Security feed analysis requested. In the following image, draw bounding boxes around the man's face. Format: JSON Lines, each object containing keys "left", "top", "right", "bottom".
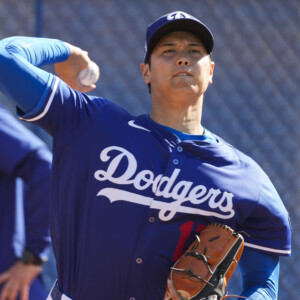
{"left": 141, "top": 31, "right": 214, "bottom": 99}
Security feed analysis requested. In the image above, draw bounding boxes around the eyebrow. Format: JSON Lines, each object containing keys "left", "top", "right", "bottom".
{"left": 189, "top": 42, "right": 202, "bottom": 46}
{"left": 160, "top": 42, "right": 176, "bottom": 47}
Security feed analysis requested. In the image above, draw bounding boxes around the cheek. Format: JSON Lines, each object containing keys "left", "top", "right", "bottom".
{"left": 197, "top": 62, "right": 211, "bottom": 81}
{"left": 150, "top": 65, "right": 167, "bottom": 84}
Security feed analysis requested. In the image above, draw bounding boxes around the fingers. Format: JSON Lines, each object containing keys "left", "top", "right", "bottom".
{"left": 0, "top": 263, "right": 36, "bottom": 300}
{"left": 78, "top": 84, "right": 97, "bottom": 93}
{"left": 54, "top": 66, "right": 98, "bottom": 93}
{"left": 71, "top": 83, "right": 97, "bottom": 93}
{"left": 167, "top": 279, "right": 178, "bottom": 298}
{"left": 0, "top": 281, "right": 18, "bottom": 300}
{"left": 0, "top": 271, "right": 9, "bottom": 285}
{"left": 20, "top": 285, "right": 29, "bottom": 300}
{"left": 0, "top": 280, "right": 30, "bottom": 300}
{"left": 167, "top": 280, "right": 189, "bottom": 300}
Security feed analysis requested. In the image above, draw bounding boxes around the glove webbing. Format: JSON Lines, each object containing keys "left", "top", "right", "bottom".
{"left": 171, "top": 234, "right": 214, "bottom": 286}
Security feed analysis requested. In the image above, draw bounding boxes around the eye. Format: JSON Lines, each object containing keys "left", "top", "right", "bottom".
{"left": 163, "top": 49, "right": 175, "bottom": 54}
{"left": 189, "top": 49, "right": 201, "bottom": 54}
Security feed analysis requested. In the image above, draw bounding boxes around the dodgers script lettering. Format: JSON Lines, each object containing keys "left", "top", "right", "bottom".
{"left": 94, "top": 146, "right": 235, "bottom": 221}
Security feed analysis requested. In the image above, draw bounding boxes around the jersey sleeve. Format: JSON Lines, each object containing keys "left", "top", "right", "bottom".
{"left": 17, "top": 77, "right": 110, "bottom": 150}
{"left": 241, "top": 177, "right": 291, "bottom": 256}
{"left": 0, "top": 36, "right": 110, "bottom": 147}
{"left": 0, "top": 36, "right": 70, "bottom": 113}
{"left": 239, "top": 248, "right": 279, "bottom": 299}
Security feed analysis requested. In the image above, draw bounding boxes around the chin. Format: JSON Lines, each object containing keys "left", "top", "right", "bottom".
{"left": 172, "top": 85, "right": 198, "bottom": 94}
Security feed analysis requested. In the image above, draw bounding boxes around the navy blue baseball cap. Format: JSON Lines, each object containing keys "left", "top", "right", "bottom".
{"left": 144, "top": 11, "right": 214, "bottom": 63}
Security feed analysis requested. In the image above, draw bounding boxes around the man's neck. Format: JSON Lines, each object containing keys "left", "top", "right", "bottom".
{"left": 150, "top": 96, "right": 204, "bottom": 135}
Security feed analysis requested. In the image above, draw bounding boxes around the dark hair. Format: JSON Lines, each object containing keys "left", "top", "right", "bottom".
{"left": 147, "top": 58, "right": 151, "bottom": 94}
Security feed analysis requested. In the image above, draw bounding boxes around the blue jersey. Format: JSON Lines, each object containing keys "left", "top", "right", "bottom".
{"left": 18, "top": 77, "right": 290, "bottom": 299}
{"left": 0, "top": 105, "right": 52, "bottom": 299}
{"left": 0, "top": 37, "right": 291, "bottom": 300}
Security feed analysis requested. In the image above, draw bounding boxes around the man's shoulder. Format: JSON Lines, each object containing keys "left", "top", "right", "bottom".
{"left": 212, "top": 132, "right": 267, "bottom": 176}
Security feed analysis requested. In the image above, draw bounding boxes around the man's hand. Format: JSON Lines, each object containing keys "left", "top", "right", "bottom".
{"left": 166, "top": 279, "right": 186, "bottom": 300}
{"left": 54, "top": 42, "right": 97, "bottom": 93}
{"left": 0, "top": 261, "right": 42, "bottom": 300}
{"left": 166, "top": 281, "right": 220, "bottom": 300}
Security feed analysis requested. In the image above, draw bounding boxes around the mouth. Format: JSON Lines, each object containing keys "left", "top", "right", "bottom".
{"left": 174, "top": 70, "right": 192, "bottom": 77}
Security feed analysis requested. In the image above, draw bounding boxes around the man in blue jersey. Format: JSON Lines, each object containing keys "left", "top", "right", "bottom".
{"left": 0, "top": 104, "right": 52, "bottom": 300}
{"left": 0, "top": 11, "right": 291, "bottom": 300}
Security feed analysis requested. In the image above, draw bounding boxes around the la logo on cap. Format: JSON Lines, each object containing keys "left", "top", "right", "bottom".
{"left": 167, "top": 12, "right": 191, "bottom": 21}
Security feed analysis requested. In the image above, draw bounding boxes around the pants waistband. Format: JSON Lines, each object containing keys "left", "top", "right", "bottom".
{"left": 46, "top": 280, "right": 72, "bottom": 300}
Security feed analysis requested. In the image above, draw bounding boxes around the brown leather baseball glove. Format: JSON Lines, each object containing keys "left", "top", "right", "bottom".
{"left": 164, "top": 223, "right": 246, "bottom": 300}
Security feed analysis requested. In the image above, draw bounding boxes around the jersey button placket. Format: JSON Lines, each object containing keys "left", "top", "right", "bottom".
{"left": 172, "top": 158, "right": 179, "bottom": 165}
{"left": 177, "top": 146, "right": 183, "bottom": 153}
{"left": 136, "top": 257, "right": 143, "bottom": 264}
{"left": 172, "top": 145, "right": 183, "bottom": 165}
{"left": 128, "top": 146, "right": 182, "bottom": 299}
{"left": 149, "top": 216, "right": 155, "bottom": 223}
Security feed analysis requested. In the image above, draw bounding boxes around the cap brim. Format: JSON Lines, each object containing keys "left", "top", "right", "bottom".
{"left": 145, "top": 19, "right": 214, "bottom": 62}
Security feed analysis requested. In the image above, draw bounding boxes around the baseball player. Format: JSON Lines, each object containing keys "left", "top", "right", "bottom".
{"left": 0, "top": 104, "right": 52, "bottom": 300}
{"left": 0, "top": 11, "right": 291, "bottom": 300}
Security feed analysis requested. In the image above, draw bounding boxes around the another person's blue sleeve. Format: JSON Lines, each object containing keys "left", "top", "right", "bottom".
{"left": 0, "top": 105, "right": 52, "bottom": 259}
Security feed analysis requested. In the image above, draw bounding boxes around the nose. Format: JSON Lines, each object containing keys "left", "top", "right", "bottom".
{"left": 176, "top": 56, "right": 190, "bottom": 66}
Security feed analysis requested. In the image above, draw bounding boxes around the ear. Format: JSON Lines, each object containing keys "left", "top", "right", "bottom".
{"left": 140, "top": 63, "right": 150, "bottom": 84}
{"left": 209, "top": 61, "right": 215, "bottom": 84}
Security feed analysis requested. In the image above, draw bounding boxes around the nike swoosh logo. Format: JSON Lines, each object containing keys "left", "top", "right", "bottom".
{"left": 128, "top": 120, "right": 150, "bottom": 132}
